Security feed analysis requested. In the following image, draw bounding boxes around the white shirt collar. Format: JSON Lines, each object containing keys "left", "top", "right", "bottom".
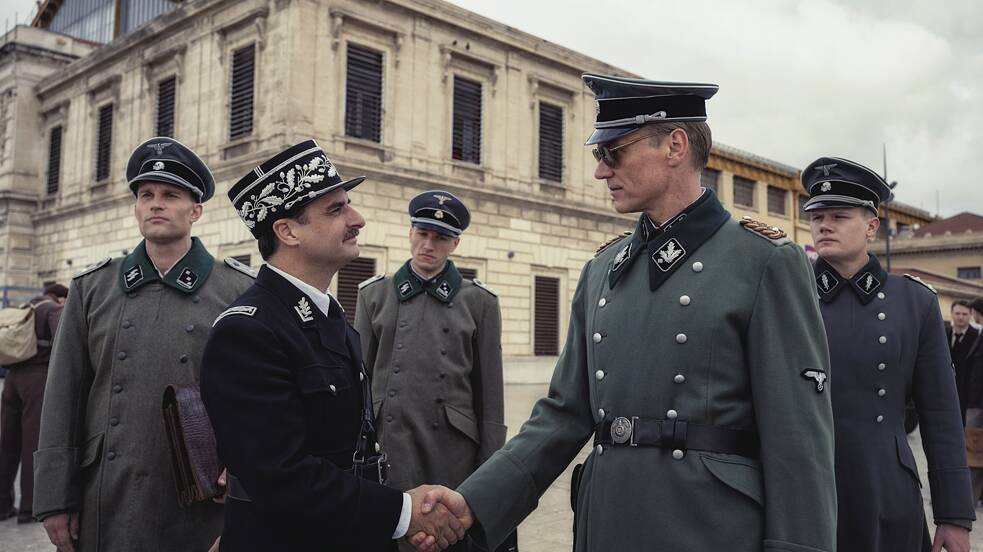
{"left": 265, "top": 263, "right": 340, "bottom": 317}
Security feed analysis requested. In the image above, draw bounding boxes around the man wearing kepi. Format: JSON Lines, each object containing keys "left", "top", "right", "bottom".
{"left": 413, "top": 74, "right": 836, "bottom": 552}
{"left": 803, "top": 157, "right": 975, "bottom": 552}
{"left": 33, "top": 138, "right": 255, "bottom": 552}
{"left": 356, "top": 191, "right": 515, "bottom": 552}
{"left": 200, "top": 140, "right": 466, "bottom": 551}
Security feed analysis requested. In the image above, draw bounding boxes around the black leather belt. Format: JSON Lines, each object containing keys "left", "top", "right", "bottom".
{"left": 594, "top": 417, "right": 759, "bottom": 459}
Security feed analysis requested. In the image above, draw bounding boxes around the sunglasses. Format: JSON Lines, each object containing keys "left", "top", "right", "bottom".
{"left": 591, "top": 132, "right": 664, "bottom": 169}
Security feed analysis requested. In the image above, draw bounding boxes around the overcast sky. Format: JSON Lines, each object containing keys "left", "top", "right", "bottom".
{"left": 3, "top": 0, "right": 979, "bottom": 216}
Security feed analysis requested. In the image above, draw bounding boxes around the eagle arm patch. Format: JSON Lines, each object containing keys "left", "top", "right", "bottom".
{"left": 73, "top": 257, "right": 112, "bottom": 279}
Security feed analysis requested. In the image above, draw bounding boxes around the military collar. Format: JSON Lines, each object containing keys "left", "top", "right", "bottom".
{"left": 393, "top": 260, "right": 462, "bottom": 303}
{"left": 609, "top": 190, "right": 730, "bottom": 291}
{"left": 813, "top": 255, "right": 886, "bottom": 305}
{"left": 254, "top": 265, "right": 350, "bottom": 358}
{"left": 119, "top": 237, "right": 214, "bottom": 293}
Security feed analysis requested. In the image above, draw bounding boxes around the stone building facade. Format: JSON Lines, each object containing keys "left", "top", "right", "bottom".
{"left": 0, "top": 0, "right": 934, "bottom": 357}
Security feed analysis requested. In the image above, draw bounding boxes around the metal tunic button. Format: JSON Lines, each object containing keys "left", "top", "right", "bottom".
{"left": 192, "top": 296, "right": 200, "bottom": 304}
{"left": 692, "top": 262, "right": 704, "bottom": 272}
{"left": 185, "top": 324, "right": 195, "bottom": 333}
{"left": 674, "top": 374, "right": 686, "bottom": 384}
{"left": 359, "top": 372, "right": 365, "bottom": 381}
{"left": 878, "top": 313, "right": 886, "bottom": 320}
{"left": 878, "top": 363, "right": 886, "bottom": 371}
{"left": 666, "top": 409, "right": 678, "bottom": 419}
{"left": 389, "top": 390, "right": 397, "bottom": 397}
{"left": 113, "top": 385, "right": 123, "bottom": 393}
{"left": 596, "top": 445, "right": 604, "bottom": 456}
{"left": 592, "top": 333, "right": 603, "bottom": 343}
{"left": 679, "top": 295, "right": 691, "bottom": 306}
{"left": 432, "top": 422, "right": 439, "bottom": 429}
{"left": 878, "top": 389, "right": 886, "bottom": 397}
{"left": 672, "top": 449, "right": 685, "bottom": 460}
{"left": 393, "top": 367, "right": 401, "bottom": 374}
{"left": 329, "top": 385, "right": 337, "bottom": 394}
{"left": 375, "top": 443, "right": 381, "bottom": 453}
{"left": 595, "top": 370, "right": 605, "bottom": 381}
{"left": 878, "top": 336, "right": 887, "bottom": 344}
{"left": 876, "top": 415, "right": 884, "bottom": 423}
{"left": 598, "top": 408, "right": 606, "bottom": 418}
{"left": 121, "top": 320, "right": 131, "bottom": 329}
{"left": 179, "top": 354, "right": 188, "bottom": 363}
{"left": 117, "top": 351, "right": 127, "bottom": 360}
{"left": 598, "top": 298, "right": 607, "bottom": 308}
{"left": 110, "top": 417, "right": 119, "bottom": 426}
{"left": 107, "top": 451, "right": 117, "bottom": 460}
{"left": 675, "top": 333, "right": 687, "bottom": 344}
{"left": 877, "top": 292, "right": 885, "bottom": 300}
{"left": 397, "top": 344, "right": 404, "bottom": 350}
{"left": 385, "top": 415, "right": 393, "bottom": 422}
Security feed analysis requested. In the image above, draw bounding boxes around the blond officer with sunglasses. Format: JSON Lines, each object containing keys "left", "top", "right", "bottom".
{"left": 413, "top": 74, "right": 836, "bottom": 552}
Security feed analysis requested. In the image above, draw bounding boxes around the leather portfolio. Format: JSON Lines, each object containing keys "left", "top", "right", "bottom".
{"left": 162, "top": 384, "right": 224, "bottom": 507}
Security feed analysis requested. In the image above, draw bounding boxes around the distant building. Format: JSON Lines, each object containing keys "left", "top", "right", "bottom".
{"left": 0, "top": 0, "right": 937, "bottom": 351}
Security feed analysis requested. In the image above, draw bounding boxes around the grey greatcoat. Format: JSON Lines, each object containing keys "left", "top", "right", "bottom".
{"left": 33, "top": 239, "right": 254, "bottom": 551}
{"left": 458, "top": 192, "right": 837, "bottom": 552}
{"left": 814, "top": 255, "right": 975, "bottom": 551}
{"left": 355, "top": 260, "right": 507, "bottom": 493}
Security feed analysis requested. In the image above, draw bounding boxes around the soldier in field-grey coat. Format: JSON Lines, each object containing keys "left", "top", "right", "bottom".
{"left": 33, "top": 138, "right": 254, "bottom": 552}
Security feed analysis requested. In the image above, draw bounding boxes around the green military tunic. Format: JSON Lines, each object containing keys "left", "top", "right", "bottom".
{"left": 34, "top": 238, "right": 254, "bottom": 551}
{"left": 458, "top": 191, "right": 837, "bottom": 552}
{"left": 355, "top": 260, "right": 506, "bottom": 494}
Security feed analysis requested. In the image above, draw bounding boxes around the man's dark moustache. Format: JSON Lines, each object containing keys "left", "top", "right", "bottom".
{"left": 344, "top": 229, "right": 360, "bottom": 240}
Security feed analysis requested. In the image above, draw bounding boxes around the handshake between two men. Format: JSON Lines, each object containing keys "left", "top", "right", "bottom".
{"left": 407, "top": 486, "right": 474, "bottom": 552}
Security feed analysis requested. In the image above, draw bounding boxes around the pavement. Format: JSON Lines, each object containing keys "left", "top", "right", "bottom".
{"left": 2, "top": 382, "right": 983, "bottom": 551}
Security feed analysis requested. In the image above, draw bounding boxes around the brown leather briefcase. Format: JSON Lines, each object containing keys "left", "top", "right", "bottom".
{"left": 162, "top": 384, "right": 224, "bottom": 506}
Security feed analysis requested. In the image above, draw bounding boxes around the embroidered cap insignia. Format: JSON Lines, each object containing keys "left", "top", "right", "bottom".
{"left": 820, "top": 181, "right": 832, "bottom": 192}
{"left": 294, "top": 296, "right": 314, "bottom": 323}
{"left": 147, "top": 142, "right": 173, "bottom": 156}
{"left": 153, "top": 161, "right": 165, "bottom": 171}
{"left": 815, "top": 163, "right": 838, "bottom": 177}
{"left": 433, "top": 194, "right": 453, "bottom": 206}
{"left": 435, "top": 211, "right": 444, "bottom": 219}
{"left": 801, "top": 369, "right": 828, "bottom": 393}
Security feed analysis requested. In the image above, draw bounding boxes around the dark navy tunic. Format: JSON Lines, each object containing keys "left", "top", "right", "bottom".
{"left": 815, "top": 254, "right": 975, "bottom": 551}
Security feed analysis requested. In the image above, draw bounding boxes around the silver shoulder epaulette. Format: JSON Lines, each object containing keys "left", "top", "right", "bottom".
{"left": 358, "top": 273, "right": 386, "bottom": 290}
{"left": 224, "top": 257, "right": 258, "bottom": 278}
{"left": 472, "top": 278, "right": 498, "bottom": 297}
{"left": 904, "top": 274, "right": 937, "bottom": 295}
{"left": 72, "top": 257, "right": 112, "bottom": 279}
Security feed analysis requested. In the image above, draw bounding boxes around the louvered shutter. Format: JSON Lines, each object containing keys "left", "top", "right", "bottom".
{"left": 733, "top": 176, "right": 755, "bottom": 208}
{"left": 538, "top": 102, "right": 563, "bottom": 182}
{"left": 156, "top": 76, "right": 177, "bottom": 137}
{"left": 95, "top": 104, "right": 113, "bottom": 182}
{"left": 452, "top": 77, "right": 482, "bottom": 164}
{"left": 345, "top": 45, "right": 383, "bottom": 142}
{"left": 337, "top": 257, "right": 376, "bottom": 324}
{"left": 229, "top": 44, "right": 255, "bottom": 140}
{"left": 47, "top": 126, "right": 62, "bottom": 195}
{"left": 459, "top": 267, "right": 478, "bottom": 281}
{"left": 534, "top": 276, "right": 560, "bottom": 356}
{"left": 767, "top": 186, "right": 786, "bottom": 215}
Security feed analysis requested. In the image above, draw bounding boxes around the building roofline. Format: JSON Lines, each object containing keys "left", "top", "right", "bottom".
{"left": 890, "top": 267, "right": 983, "bottom": 295}
{"left": 710, "top": 143, "right": 799, "bottom": 178}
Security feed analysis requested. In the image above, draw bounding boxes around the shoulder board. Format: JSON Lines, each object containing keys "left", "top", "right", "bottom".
{"left": 212, "top": 305, "right": 258, "bottom": 327}
{"left": 472, "top": 278, "right": 498, "bottom": 297}
{"left": 739, "top": 216, "right": 790, "bottom": 245}
{"left": 73, "top": 257, "right": 112, "bottom": 279}
{"left": 595, "top": 231, "right": 633, "bottom": 257}
{"left": 224, "top": 257, "right": 257, "bottom": 278}
{"left": 904, "top": 274, "right": 937, "bottom": 295}
{"left": 358, "top": 273, "right": 386, "bottom": 290}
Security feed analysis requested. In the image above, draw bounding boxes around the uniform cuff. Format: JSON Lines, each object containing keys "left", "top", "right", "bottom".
{"left": 392, "top": 492, "right": 412, "bottom": 539}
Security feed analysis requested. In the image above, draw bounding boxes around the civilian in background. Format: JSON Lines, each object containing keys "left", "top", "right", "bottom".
{"left": 0, "top": 283, "right": 68, "bottom": 523}
{"left": 947, "top": 301, "right": 983, "bottom": 425}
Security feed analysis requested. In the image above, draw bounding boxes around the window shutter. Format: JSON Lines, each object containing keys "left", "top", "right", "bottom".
{"left": 733, "top": 176, "right": 755, "bottom": 208}
{"left": 534, "top": 276, "right": 560, "bottom": 356}
{"left": 452, "top": 77, "right": 482, "bottom": 164}
{"left": 47, "top": 126, "right": 63, "bottom": 195}
{"left": 459, "top": 267, "right": 478, "bottom": 281}
{"left": 156, "top": 76, "right": 177, "bottom": 137}
{"left": 95, "top": 104, "right": 114, "bottom": 182}
{"left": 538, "top": 102, "right": 563, "bottom": 182}
{"left": 701, "top": 169, "right": 719, "bottom": 196}
{"left": 345, "top": 45, "right": 383, "bottom": 142}
{"left": 229, "top": 44, "right": 255, "bottom": 140}
{"left": 337, "top": 257, "right": 376, "bottom": 324}
{"left": 767, "top": 186, "right": 786, "bottom": 215}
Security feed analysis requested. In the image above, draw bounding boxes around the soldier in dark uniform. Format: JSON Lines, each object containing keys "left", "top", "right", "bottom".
{"left": 356, "top": 191, "right": 515, "bottom": 552}
{"left": 413, "top": 75, "right": 836, "bottom": 552}
{"left": 803, "top": 156, "right": 975, "bottom": 551}
{"left": 33, "top": 138, "right": 255, "bottom": 552}
{"left": 200, "top": 140, "right": 465, "bottom": 551}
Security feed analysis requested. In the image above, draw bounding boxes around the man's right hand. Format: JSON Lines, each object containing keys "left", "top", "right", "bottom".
{"left": 408, "top": 487, "right": 474, "bottom": 552}
{"left": 42, "top": 511, "right": 80, "bottom": 552}
{"left": 406, "top": 485, "right": 470, "bottom": 551}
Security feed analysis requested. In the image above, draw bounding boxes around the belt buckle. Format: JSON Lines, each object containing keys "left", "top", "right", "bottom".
{"left": 610, "top": 416, "right": 639, "bottom": 446}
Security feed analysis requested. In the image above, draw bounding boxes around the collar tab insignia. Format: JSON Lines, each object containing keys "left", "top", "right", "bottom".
{"left": 177, "top": 267, "right": 198, "bottom": 290}
{"left": 294, "top": 296, "right": 314, "bottom": 323}
{"left": 653, "top": 238, "right": 686, "bottom": 272}
{"left": 123, "top": 265, "right": 144, "bottom": 289}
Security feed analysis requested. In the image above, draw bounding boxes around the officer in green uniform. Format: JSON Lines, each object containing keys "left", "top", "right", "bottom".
{"left": 412, "top": 74, "right": 836, "bottom": 552}
{"left": 356, "top": 191, "right": 514, "bottom": 552}
{"left": 33, "top": 137, "right": 255, "bottom": 552}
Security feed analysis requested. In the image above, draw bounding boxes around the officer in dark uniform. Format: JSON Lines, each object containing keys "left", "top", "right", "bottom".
{"left": 356, "top": 191, "right": 515, "bottom": 552}
{"left": 200, "top": 140, "right": 465, "bottom": 551}
{"left": 34, "top": 138, "right": 255, "bottom": 552}
{"left": 413, "top": 75, "right": 836, "bottom": 552}
{"left": 804, "top": 156, "right": 976, "bottom": 551}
